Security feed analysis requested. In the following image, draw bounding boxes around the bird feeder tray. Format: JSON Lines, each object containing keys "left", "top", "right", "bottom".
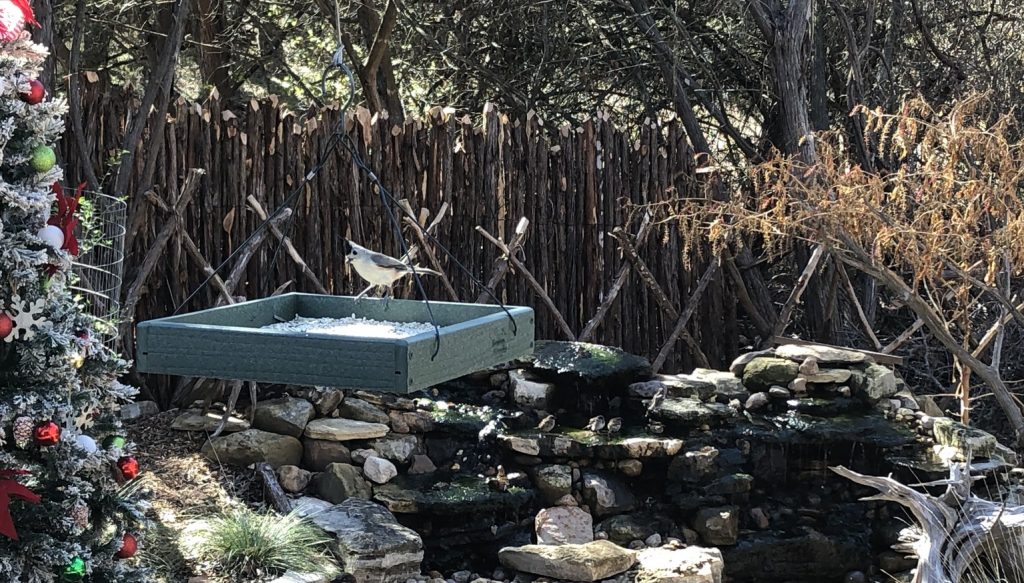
{"left": 135, "top": 293, "right": 535, "bottom": 393}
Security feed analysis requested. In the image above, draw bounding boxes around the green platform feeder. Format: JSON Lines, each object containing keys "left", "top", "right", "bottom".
{"left": 135, "top": 293, "right": 534, "bottom": 394}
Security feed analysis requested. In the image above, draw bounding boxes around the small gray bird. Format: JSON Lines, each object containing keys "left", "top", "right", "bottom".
{"left": 606, "top": 417, "right": 623, "bottom": 435}
{"left": 343, "top": 239, "right": 442, "bottom": 302}
{"left": 647, "top": 420, "right": 665, "bottom": 435}
{"left": 585, "top": 415, "right": 606, "bottom": 433}
{"left": 536, "top": 415, "right": 557, "bottom": 432}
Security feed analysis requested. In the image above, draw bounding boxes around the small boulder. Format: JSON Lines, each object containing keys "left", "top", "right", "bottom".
{"left": 277, "top": 465, "right": 312, "bottom": 493}
{"left": 201, "top": 429, "right": 301, "bottom": 468}
{"left": 581, "top": 470, "right": 636, "bottom": 517}
{"left": 308, "top": 387, "right": 345, "bottom": 417}
{"left": 302, "top": 439, "right": 352, "bottom": 471}
{"left": 535, "top": 506, "right": 593, "bottom": 545}
{"left": 693, "top": 506, "right": 739, "bottom": 546}
{"left": 121, "top": 400, "right": 160, "bottom": 421}
{"left": 798, "top": 357, "right": 819, "bottom": 376}
{"left": 851, "top": 363, "right": 898, "bottom": 402}
{"left": 363, "top": 457, "right": 399, "bottom": 484}
{"left": 801, "top": 369, "right": 852, "bottom": 384}
{"left": 510, "top": 369, "right": 557, "bottom": 410}
{"left": 728, "top": 349, "right": 776, "bottom": 376}
{"left": 636, "top": 546, "right": 724, "bottom": 583}
{"left": 173, "top": 409, "right": 249, "bottom": 433}
{"left": 253, "top": 396, "right": 314, "bottom": 437}
{"left": 350, "top": 448, "right": 376, "bottom": 465}
{"left": 932, "top": 417, "right": 998, "bottom": 459}
{"left": 529, "top": 341, "right": 652, "bottom": 388}
{"left": 408, "top": 455, "right": 437, "bottom": 475}
{"left": 742, "top": 358, "right": 799, "bottom": 391}
{"left": 618, "top": 459, "right": 643, "bottom": 477}
{"left": 598, "top": 514, "right": 656, "bottom": 545}
{"left": 689, "top": 369, "right": 749, "bottom": 402}
{"left": 304, "top": 418, "right": 388, "bottom": 441}
{"left": 533, "top": 464, "right": 572, "bottom": 505}
{"left": 776, "top": 343, "right": 870, "bottom": 364}
{"left": 668, "top": 446, "right": 720, "bottom": 483}
{"left": 498, "top": 540, "right": 637, "bottom": 582}
{"left": 370, "top": 435, "right": 420, "bottom": 464}
{"left": 389, "top": 410, "right": 436, "bottom": 434}
{"left": 744, "top": 393, "right": 769, "bottom": 411}
{"left": 338, "top": 398, "right": 390, "bottom": 425}
{"left": 296, "top": 498, "right": 423, "bottom": 583}
{"left": 314, "top": 462, "right": 372, "bottom": 504}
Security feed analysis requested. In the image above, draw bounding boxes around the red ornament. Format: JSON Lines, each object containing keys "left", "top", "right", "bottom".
{"left": 19, "top": 79, "right": 44, "bottom": 104}
{"left": 0, "top": 0, "right": 36, "bottom": 42}
{"left": 48, "top": 182, "right": 85, "bottom": 256}
{"left": 33, "top": 421, "right": 60, "bottom": 446}
{"left": 0, "top": 470, "right": 41, "bottom": 540}
{"left": 115, "top": 532, "right": 138, "bottom": 559}
{"left": 0, "top": 312, "right": 11, "bottom": 339}
{"left": 117, "top": 456, "right": 139, "bottom": 480}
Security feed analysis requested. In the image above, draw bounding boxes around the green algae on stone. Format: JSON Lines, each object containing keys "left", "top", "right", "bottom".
{"left": 374, "top": 475, "right": 533, "bottom": 514}
{"left": 735, "top": 411, "right": 916, "bottom": 448}
{"left": 529, "top": 341, "right": 652, "bottom": 385}
{"left": 650, "top": 397, "right": 736, "bottom": 426}
{"left": 498, "top": 427, "right": 683, "bottom": 459}
{"left": 741, "top": 357, "right": 800, "bottom": 391}
{"left": 932, "top": 417, "right": 997, "bottom": 458}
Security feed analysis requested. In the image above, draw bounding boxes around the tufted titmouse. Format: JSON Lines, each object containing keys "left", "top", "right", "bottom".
{"left": 342, "top": 239, "right": 442, "bottom": 301}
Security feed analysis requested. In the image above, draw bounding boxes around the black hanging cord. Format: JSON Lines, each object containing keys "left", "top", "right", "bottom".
{"left": 174, "top": 47, "right": 520, "bottom": 359}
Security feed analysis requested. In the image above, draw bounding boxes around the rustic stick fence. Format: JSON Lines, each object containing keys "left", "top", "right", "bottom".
{"left": 61, "top": 85, "right": 740, "bottom": 402}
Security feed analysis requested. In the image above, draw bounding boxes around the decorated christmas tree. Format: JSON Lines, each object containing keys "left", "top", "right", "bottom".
{"left": 0, "top": 3, "right": 148, "bottom": 581}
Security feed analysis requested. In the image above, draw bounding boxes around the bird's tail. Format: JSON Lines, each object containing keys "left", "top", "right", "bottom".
{"left": 408, "top": 266, "right": 443, "bottom": 277}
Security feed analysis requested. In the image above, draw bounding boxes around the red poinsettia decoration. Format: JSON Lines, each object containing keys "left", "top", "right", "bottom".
{"left": 0, "top": 0, "right": 37, "bottom": 42}
{"left": 0, "top": 470, "right": 41, "bottom": 540}
{"left": 48, "top": 182, "right": 85, "bottom": 256}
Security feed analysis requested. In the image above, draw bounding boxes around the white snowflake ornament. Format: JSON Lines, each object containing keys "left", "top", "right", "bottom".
{"left": 1, "top": 295, "right": 48, "bottom": 342}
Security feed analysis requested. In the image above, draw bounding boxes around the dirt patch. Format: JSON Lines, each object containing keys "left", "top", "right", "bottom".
{"left": 126, "top": 410, "right": 263, "bottom": 582}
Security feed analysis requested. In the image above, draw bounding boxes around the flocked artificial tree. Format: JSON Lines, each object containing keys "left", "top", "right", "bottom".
{"left": 0, "top": 3, "right": 149, "bottom": 581}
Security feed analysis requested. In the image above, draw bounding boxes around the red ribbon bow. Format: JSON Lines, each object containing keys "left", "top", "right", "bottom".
{"left": 0, "top": 470, "right": 42, "bottom": 540}
{"left": 13, "top": 0, "right": 37, "bottom": 27}
{"left": 48, "top": 182, "right": 85, "bottom": 256}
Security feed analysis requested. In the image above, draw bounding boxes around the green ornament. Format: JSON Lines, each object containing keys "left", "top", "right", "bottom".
{"left": 62, "top": 557, "right": 85, "bottom": 581}
{"left": 31, "top": 145, "right": 56, "bottom": 173}
{"left": 103, "top": 435, "right": 126, "bottom": 449}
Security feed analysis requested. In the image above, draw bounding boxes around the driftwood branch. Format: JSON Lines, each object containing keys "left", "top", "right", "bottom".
{"left": 145, "top": 191, "right": 235, "bottom": 306}
{"left": 606, "top": 225, "right": 710, "bottom": 367}
{"left": 767, "top": 244, "right": 826, "bottom": 344}
{"left": 578, "top": 213, "right": 653, "bottom": 341}
{"left": 723, "top": 251, "right": 773, "bottom": 337}
{"left": 837, "top": 263, "right": 882, "bottom": 349}
{"left": 477, "top": 225, "right": 575, "bottom": 340}
{"left": 218, "top": 210, "right": 294, "bottom": 307}
{"left": 247, "top": 196, "right": 329, "bottom": 295}
{"left": 257, "top": 462, "right": 292, "bottom": 513}
{"left": 833, "top": 463, "right": 1024, "bottom": 583}
{"left": 832, "top": 235, "right": 1024, "bottom": 445}
{"left": 401, "top": 216, "right": 459, "bottom": 301}
{"left": 210, "top": 380, "right": 244, "bottom": 438}
{"left": 121, "top": 169, "right": 204, "bottom": 330}
{"left": 882, "top": 318, "right": 925, "bottom": 354}
{"left": 653, "top": 259, "right": 721, "bottom": 373}
{"left": 479, "top": 217, "right": 530, "bottom": 303}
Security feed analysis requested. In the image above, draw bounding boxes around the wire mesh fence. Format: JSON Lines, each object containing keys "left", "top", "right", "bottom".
{"left": 71, "top": 192, "right": 126, "bottom": 347}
